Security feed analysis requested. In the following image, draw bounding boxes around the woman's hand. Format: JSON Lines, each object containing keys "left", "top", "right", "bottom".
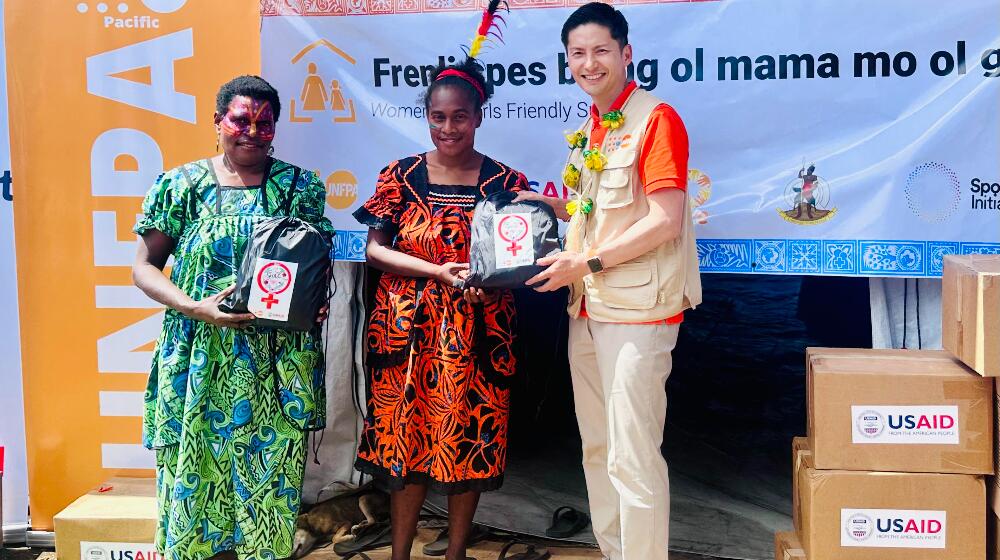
{"left": 316, "top": 303, "right": 329, "bottom": 324}
{"left": 435, "top": 262, "right": 469, "bottom": 287}
{"left": 462, "top": 286, "right": 487, "bottom": 305}
{"left": 186, "top": 285, "right": 256, "bottom": 328}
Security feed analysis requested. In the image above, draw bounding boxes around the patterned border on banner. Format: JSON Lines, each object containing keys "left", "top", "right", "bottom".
{"left": 334, "top": 230, "right": 1000, "bottom": 277}
{"left": 260, "top": 0, "right": 719, "bottom": 16}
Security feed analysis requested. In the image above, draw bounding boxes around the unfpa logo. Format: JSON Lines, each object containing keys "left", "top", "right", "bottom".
{"left": 289, "top": 39, "right": 358, "bottom": 124}
{"left": 324, "top": 170, "right": 358, "bottom": 210}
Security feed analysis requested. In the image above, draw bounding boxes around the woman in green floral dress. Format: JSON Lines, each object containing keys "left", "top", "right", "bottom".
{"left": 132, "top": 76, "right": 334, "bottom": 560}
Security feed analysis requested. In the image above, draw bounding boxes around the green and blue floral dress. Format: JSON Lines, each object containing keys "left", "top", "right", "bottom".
{"left": 134, "top": 158, "right": 334, "bottom": 560}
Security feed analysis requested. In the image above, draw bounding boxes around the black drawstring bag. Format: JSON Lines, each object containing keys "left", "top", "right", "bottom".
{"left": 220, "top": 171, "right": 333, "bottom": 331}
{"left": 463, "top": 190, "right": 561, "bottom": 289}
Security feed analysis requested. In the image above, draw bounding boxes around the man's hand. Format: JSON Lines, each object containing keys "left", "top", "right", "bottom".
{"left": 514, "top": 191, "right": 571, "bottom": 221}
{"left": 528, "top": 251, "right": 590, "bottom": 292}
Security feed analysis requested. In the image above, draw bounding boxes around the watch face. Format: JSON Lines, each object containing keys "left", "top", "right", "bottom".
{"left": 588, "top": 256, "right": 603, "bottom": 273}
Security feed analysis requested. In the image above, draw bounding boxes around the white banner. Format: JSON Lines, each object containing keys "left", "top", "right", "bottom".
{"left": 0, "top": 0, "right": 29, "bottom": 535}
{"left": 261, "top": 0, "right": 1000, "bottom": 277}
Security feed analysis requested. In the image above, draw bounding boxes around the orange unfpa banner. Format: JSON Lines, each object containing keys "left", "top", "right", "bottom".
{"left": 5, "top": 0, "right": 260, "bottom": 530}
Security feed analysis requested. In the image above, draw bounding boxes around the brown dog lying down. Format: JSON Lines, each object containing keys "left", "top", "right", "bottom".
{"left": 292, "top": 481, "right": 390, "bottom": 558}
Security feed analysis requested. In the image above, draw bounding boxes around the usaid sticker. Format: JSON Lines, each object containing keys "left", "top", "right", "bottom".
{"left": 81, "top": 542, "right": 162, "bottom": 560}
{"left": 493, "top": 213, "right": 533, "bottom": 269}
{"left": 248, "top": 258, "right": 298, "bottom": 321}
{"left": 851, "top": 405, "right": 959, "bottom": 444}
{"left": 841, "top": 509, "right": 946, "bottom": 548}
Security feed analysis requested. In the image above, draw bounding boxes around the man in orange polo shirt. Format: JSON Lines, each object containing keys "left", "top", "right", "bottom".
{"left": 521, "top": 3, "right": 702, "bottom": 559}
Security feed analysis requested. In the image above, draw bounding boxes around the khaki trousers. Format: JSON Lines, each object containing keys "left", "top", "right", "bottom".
{"left": 568, "top": 317, "right": 679, "bottom": 560}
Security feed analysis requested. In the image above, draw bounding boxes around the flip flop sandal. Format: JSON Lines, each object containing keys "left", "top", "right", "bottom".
{"left": 422, "top": 524, "right": 490, "bottom": 556}
{"left": 497, "top": 540, "right": 551, "bottom": 560}
{"left": 545, "top": 506, "right": 590, "bottom": 539}
{"left": 332, "top": 521, "right": 393, "bottom": 557}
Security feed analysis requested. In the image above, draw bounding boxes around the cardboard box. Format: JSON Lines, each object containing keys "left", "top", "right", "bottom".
{"left": 792, "top": 436, "right": 811, "bottom": 533}
{"left": 797, "top": 452, "right": 985, "bottom": 560}
{"left": 943, "top": 254, "right": 1000, "bottom": 378}
{"left": 992, "top": 387, "right": 1000, "bottom": 511}
{"left": 54, "top": 478, "right": 158, "bottom": 560}
{"left": 774, "top": 530, "right": 807, "bottom": 560}
{"left": 807, "top": 347, "right": 993, "bottom": 474}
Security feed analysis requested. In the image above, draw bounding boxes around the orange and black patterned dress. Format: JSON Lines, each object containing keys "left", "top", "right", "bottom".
{"left": 352, "top": 154, "right": 526, "bottom": 494}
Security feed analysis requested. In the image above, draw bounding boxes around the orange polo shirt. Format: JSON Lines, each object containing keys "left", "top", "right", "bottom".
{"left": 580, "top": 81, "right": 689, "bottom": 325}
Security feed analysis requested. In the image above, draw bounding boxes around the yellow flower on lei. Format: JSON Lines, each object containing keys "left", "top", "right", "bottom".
{"left": 600, "top": 110, "right": 624, "bottom": 130}
{"left": 563, "top": 163, "right": 581, "bottom": 189}
{"left": 582, "top": 147, "right": 607, "bottom": 172}
{"left": 565, "top": 131, "right": 588, "bottom": 150}
{"left": 566, "top": 197, "right": 594, "bottom": 216}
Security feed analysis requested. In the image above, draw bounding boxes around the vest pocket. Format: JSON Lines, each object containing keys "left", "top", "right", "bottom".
{"left": 597, "top": 168, "right": 633, "bottom": 209}
{"left": 594, "top": 255, "right": 658, "bottom": 309}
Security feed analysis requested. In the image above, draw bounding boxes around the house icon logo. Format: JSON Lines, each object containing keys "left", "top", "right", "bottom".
{"left": 289, "top": 39, "right": 358, "bottom": 124}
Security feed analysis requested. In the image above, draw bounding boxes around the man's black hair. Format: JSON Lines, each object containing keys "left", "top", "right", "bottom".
{"left": 216, "top": 75, "right": 282, "bottom": 121}
{"left": 561, "top": 2, "right": 629, "bottom": 49}
{"left": 421, "top": 57, "right": 495, "bottom": 111}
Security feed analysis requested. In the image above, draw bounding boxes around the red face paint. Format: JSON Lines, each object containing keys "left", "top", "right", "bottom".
{"left": 220, "top": 96, "right": 275, "bottom": 141}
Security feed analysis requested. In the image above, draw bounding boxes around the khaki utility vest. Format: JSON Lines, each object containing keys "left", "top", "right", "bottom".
{"left": 564, "top": 87, "right": 702, "bottom": 322}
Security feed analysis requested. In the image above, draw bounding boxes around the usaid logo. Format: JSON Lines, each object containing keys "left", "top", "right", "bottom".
{"left": 846, "top": 513, "right": 874, "bottom": 541}
{"left": 856, "top": 410, "right": 885, "bottom": 439}
{"left": 851, "top": 405, "right": 960, "bottom": 445}
{"left": 841, "top": 509, "right": 947, "bottom": 549}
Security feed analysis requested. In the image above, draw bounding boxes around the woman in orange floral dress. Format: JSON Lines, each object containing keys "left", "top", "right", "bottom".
{"left": 352, "top": 58, "right": 526, "bottom": 560}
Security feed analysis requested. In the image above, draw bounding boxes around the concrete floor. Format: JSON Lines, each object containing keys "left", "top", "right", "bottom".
{"left": 1, "top": 545, "right": 724, "bottom": 560}
{"left": 298, "top": 527, "right": 727, "bottom": 559}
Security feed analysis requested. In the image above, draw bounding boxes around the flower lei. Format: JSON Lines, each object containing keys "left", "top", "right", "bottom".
{"left": 562, "top": 110, "right": 625, "bottom": 215}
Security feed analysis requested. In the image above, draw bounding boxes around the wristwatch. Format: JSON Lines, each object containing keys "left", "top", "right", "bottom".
{"left": 586, "top": 255, "right": 604, "bottom": 274}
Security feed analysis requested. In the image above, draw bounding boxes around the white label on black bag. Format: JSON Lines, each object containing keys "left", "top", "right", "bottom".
{"left": 851, "top": 405, "right": 959, "bottom": 444}
{"left": 81, "top": 542, "right": 161, "bottom": 560}
{"left": 248, "top": 258, "right": 298, "bottom": 321}
{"left": 841, "top": 509, "right": 946, "bottom": 548}
{"left": 494, "top": 213, "right": 533, "bottom": 269}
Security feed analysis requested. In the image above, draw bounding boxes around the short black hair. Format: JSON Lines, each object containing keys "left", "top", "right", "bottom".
{"left": 216, "top": 75, "right": 282, "bottom": 121}
{"left": 421, "top": 57, "right": 494, "bottom": 112}
{"left": 561, "top": 2, "right": 629, "bottom": 49}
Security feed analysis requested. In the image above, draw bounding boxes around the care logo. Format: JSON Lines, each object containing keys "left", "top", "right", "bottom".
{"left": 777, "top": 162, "right": 837, "bottom": 225}
{"left": 289, "top": 40, "right": 358, "bottom": 124}
{"left": 845, "top": 512, "right": 874, "bottom": 542}
{"left": 855, "top": 409, "right": 885, "bottom": 439}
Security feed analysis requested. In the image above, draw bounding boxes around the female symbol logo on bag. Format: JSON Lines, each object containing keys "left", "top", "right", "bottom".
{"left": 494, "top": 213, "right": 533, "bottom": 269}
{"left": 248, "top": 258, "right": 299, "bottom": 321}
{"left": 257, "top": 262, "right": 292, "bottom": 308}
